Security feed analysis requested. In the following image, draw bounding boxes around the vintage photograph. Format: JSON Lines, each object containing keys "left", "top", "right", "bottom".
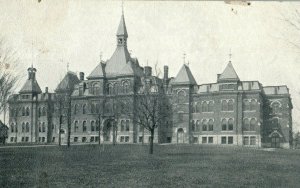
{"left": 0, "top": 0, "right": 300, "bottom": 187}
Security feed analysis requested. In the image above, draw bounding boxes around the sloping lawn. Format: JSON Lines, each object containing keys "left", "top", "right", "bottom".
{"left": 0, "top": 144, "right": 300, "bottom": 188}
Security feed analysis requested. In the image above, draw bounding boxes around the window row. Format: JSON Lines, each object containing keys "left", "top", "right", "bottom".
{"left": 192, "top": 101, "right": 214, "bottom": 113}
{"left": 10, "top": 137, "right": 17, "bottom": 142}
{"left": 38, "top": 122, "right": 47, "bottom": 133}
{"left": 191, "top": 119, "right": 214, "bottom": 132}
{"left": 244, "top": 99, "right": 257, "bottom": 111}
{"left": 107, "top": 81, "right": 130, "bottom": 95}
{"left": 221, "top": 136, "right": 234, "bottom": 144}
{"left": 120, "top": 136, "right": 130, "bottom": 142}
{"left": 73, "top": 102, "right": 130, "bottom": 115}
{"left": 38, "top": 137, "right": 46, "bottom": 142}
{"left": 74, "top": 136, "right": 99, "bottom": 143}
{"left": 243, "top": 118, "right": 257, "bottom": 131}
{"left": 38, "top": 107, "right": 47, "bottom": 117}
{"left": 243, "top": 136, "right": 256, "bottom": 145}
{"left": 221, "top": 118, "right": 234, "bottom": 131}
{"left": 21, "top": 137, "right": 29, "bottom": 142}
{"left": 221, "top": 100, "right": 234, "bottom": 111}
{"left": 73, "top": 120, "right": 130, "bottom": 133}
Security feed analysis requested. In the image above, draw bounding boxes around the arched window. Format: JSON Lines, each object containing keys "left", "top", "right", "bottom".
{"left": 74, "top": 104, "right": 78, "bottom": 115}
{"left": 90, "top": 104, "right": 95, "bottom": 114}
{"left": 250, "top": 99, "right": 256, "bottom": 111}
{"left": 92, "top": 83, "right": 100, "bottom": 95}
{"left": 208, "top": 119, "right": 214, "bottom": 131}
{"left": 108, "top": 84, "right": 114, "bottom": 95}
{"left": 192, "top": 103, "right": 196, "bottom": 113}
{"left": 42, "top": 107, "right": 46, "bottom": 116}
{"left": 39, "top": 122, "right": 42, "bottom": 132}
{"left": 202, "top": 119, "right": 207, "bottom": 131}
{"left": 228, "top": 118, "right": 234, "bottom": 130}
{"left": 271, "top": 101, "right": 281, "bottom": 114}
{"left": 250, "top": 118, "right": 256, "bottom": 131}
{"left": 11, "top": 123, "right": 14, "bottom": 133}
{"left": 221, "top": 119, "right": 227, "bottom": 131}
{"left": 125, "top": 120, "right": 130, "bottom": 131}
{"left": 83, "top": 121, "right": 87, "bottom": 132}
{"left": 177, "top": 90, "right": 185, "bottom": 103}
{"left": 208, "top": 101, "right": 214, "bottom": 112}
{"left": 26, "top": 107, "right": 30, "bottom": 116}
{"left": 196, "top": 103, "right": 201, "bottom": 113}
{"left": 22, "top": 122, "right": 25, "bottom": 132}
{"left": 74, "top": 121, "right": 78, "bottom": 132}
{"left": 196, "top": 120, "right": 201, "bottom": 131}
{"left": 91, "top": 121, "right": 95, "bottom": 132}
{"left": 38, "top": 108, "right": 42, "bottom": 117}
{"left": 202, "top": 102, "right": 208, "bottom": 112}
{"left": 42, "top": 122, "right": 46, "bottom": 132}
{"left": 244, "top": 100, "right": 250, "bottom": 111}
{"left": 228, "top": 100, "right": 234, "bottom": 111}
{"left": 121, "top": 120, "right": 125, "bottom": 131}
{"left": 22, "top": 107, "right": 26, "bottom": 116}
{"left": 25, "top": 122, "right": 30, "bottom": 132}
{"left": 221, "top": 100, "right": 228, "bottom": 111}
{"left": 243, "top": 119, "right": 250, "bottom": 131}
{"left": 123, "top": 81, "right": 129, "bottom": 94}
{"left": 82, "top": 104, "right": 87, "bottom": 114}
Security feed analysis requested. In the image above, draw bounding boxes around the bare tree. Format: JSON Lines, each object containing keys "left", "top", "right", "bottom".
{"left": 0, "top": 39, "right": 19, "bottom": 125}
{"left": 133, "top": 86, "right": 169, "bottom": 154}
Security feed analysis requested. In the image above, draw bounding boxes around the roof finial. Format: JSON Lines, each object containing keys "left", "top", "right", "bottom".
{"left": 31, "top": 40, "right": 34, "bottom": 68}
{"left": 100, "top": 51, "right": 103, "bottom": 62}
{"left": 229, "top": 48, "right": 232, "bottom": 63}
{"left": 122, "top": 0, "right": 124, "bottom": 15}
{"left": 67, "top": 62, "right": 69, "bottom": 72}
{"left": 183, "top": 52, "right": 186, "bottom": 64}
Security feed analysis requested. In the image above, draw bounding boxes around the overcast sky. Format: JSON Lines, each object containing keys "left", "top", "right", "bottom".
{"left": 0, "top": 0, "right": 300, "bottom": 131}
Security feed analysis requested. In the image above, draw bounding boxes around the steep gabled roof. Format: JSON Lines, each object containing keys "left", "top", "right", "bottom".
{"left": 19, "top": 79, "right": 42, "bottom": 94}
{"left": 55, "top": 71, "right": 80, "bottom": 92}
{"left": 218, "top": 62, "right": 240, "bottom": 82}
{"left": 87, "top": 62, "right": 106, "bottom": 79}
{"left": 172, "top": 64, "right": 197, "bottom": 85}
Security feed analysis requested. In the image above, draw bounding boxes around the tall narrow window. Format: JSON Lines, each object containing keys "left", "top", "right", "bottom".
{"left": 74, "top": 104, "right": 78, "bottom": 115}
{"left": 25, "top": 122, "right": 30, "bottom": 132}
{"left": 22, "top": 123, "right": 25, "bottom": 132}
{"left": 250, "top": 118, "right": 256, "bottom": 131}
{"left": 42, "top": 122, "right": 46, "bottom": 132}
{"left": 83, "top": 121, "right": 87, "bottom": 132}
{"left": 202, "top": 102, "right": 208, "bottom": 112}
{"left": 38, "top": 108, "right": 42, "bottom": 117}
{"left": 202, "top": 119, "right": 207, "bottom": 131}
{"left": 74, "top": 121, "right": 78, "bottom": 132}
{"left": 208, "top": 119, "right": 214, "bottom": 131}
{"left": 91, "top": 121, "right": 95, "bottom": 132}
{"left": 125, "top": 120, "right": 130, "bottom": 131}
{"left": 26, "top": 107, "right": 30, "bottom": 116}
{"left": 39, "top": 122, "right": 42, "bottom": 132}
{"left": 123, "top": 81, "right": 129, "bottom": 94}
{"left": 228, "top": 118, "right": 234, "bottom": 130}
{"left": 208, "top": 101, "right": 214, "bottom": 112}
{"left": 196, "top": 103, "right": 201, "bottom": 113}
{"left": 196, "top": 120, "right": 201, "bottom": 131}
{"left": 191, "top": 120, "right": 196, "bottom": 132}
{"left": 91, "top": 104, "right": 95, "bottom": 114}
{"left": 177, "top": 90, "right": 185, "bottom": 103}
{"left": 93, "top": 83, "right": 100, "bottom": 95}
{"left": 82, "top": 104, "right": 86, "bottom": 114}
{"left": 221, "top": 119, "right": 227, "bottom": 131}
{"left": 11, "top": 124, "right": 14, "bottom": 133}
{"left": 121, "top": 120, "right": 125, "bottom": 131}
{"left": 243, "top": 119, "right": 250, "bottom": 131}
{"left": 96, "top": 104, "right": 100, "bottom": 114}
{"left": 221, "top": 100, "right": 228, "bottom": 111}
{"left": 22, "top": 107, "right": 26, "bottom": 116}
{"left": 228, "top": 100, "right": 234, "bottom": 111}
{"left": 250, "top": 99, "right": 256, "bottom": 111}
{"left": 271, "top": 101, "right": 280, "bottom": 114}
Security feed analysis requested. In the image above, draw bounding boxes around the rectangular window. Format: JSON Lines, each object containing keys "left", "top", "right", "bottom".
{"left": 95, "top": 136, "right": 99, "bottom": 142}
{"left": 221, "top": 136, "right": 226, "bottom": 144}
{"left": 90, "top": 137, "right": 95, "bottom": 142}
{"left": 21, "top": 137, "right": 24, "bottom": 142}
{"left": 10, "top": 137, "right": 14, "bottom": 142}
{"left": 208, "top": 124, "right": 213, "bottom": 131}
{"left": 120, "top": 136, "right": 124, "bottom": 142}
{"left": 208, "top": 137, "right": 213, "bottom": 143}
{"left": 228, "top": 136, "right": 233, "bottom": 144}
{"left": 250, "top": 136, "right": 256, "bottom": 145}
{"left": 139, "top": 136, "right": 143, "bottom": 143}
{"left": 25, "top": 137, "right": 29, "bottom": 142}
{"left": 167, "top": 137, "right": 172, "bottom": 143}
{"left": 222, "top": 124, "right": 227, "bottom": 131}
{"left": 243, "top": 136, "right": 249, "bottom": 145}
{"left": 82, "top": 137, "right": 87, "bottom": 142}
{"left": 125, "top": 136, "right": 129, "bottom": 142}
{"left": 202, "top": 137, "right": 207, "bottom": 144}
{"left": 193, "top": 137, "right": 198, "bottom": 144}
{"left": 39, "top": 137, "right": 41, "bottom": 142}
{"left": 14, "top": 137, "right": 17, "bottom": 142}
{"left": 74, "top": 137, "right": 78, "bottom": 142}
{"left": 42, "top": 137, "right": 45, "bottom": 142}
{"left": 52, "top": 137, "right": 55, "bottom": 142}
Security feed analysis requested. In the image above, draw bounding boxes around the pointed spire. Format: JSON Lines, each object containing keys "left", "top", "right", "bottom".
{"left": 116, "top": 12, "right": 128, "bottom": 37}
{"left": 172, "top": 64, "right": 197, "bottom": 85}
{"left": 218, "top": 62, "right": 240, "bottom": 82}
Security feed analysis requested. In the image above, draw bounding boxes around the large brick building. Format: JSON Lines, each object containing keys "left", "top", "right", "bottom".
{"left": 7, "top": 13, "right": 293, "bottom": 148}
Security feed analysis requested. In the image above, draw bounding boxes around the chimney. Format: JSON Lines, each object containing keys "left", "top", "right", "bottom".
{"left": 164, "top": 65, "right": 168, "bottom": 80}
{"left": 144, "top": 66, "right": 152, "bottom": 77}
{"left": 80, "top": 72, "right": 84, "bottom": 81}
{"left": 45, "top": 87, "right": 48, "bottom": 93}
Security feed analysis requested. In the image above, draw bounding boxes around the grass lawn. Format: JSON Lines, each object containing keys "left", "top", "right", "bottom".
{"left": 0, "top": 144, "right": 300, "bottom": 188}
